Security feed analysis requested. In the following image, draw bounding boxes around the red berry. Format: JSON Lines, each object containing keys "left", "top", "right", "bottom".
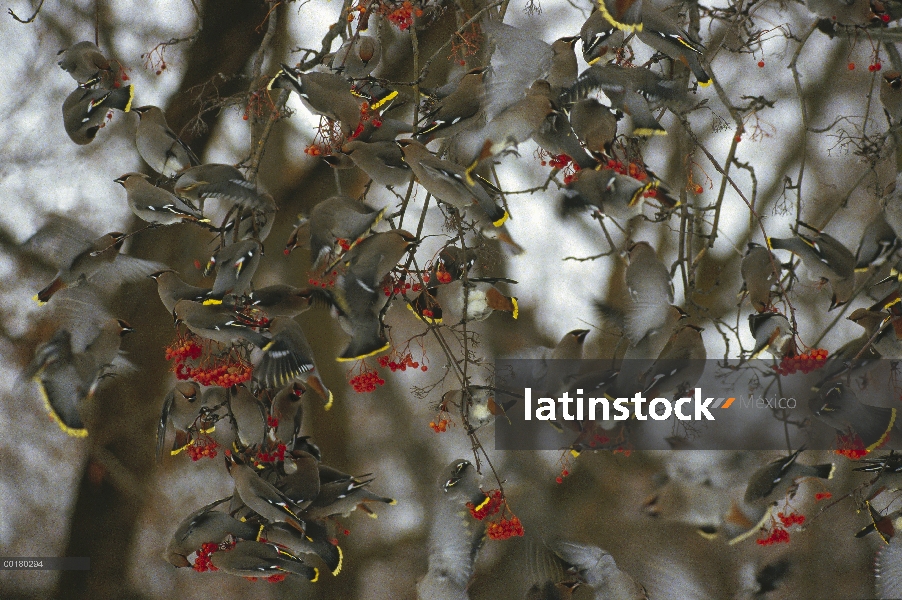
{"left": 757, "top": 60, "right": 764, "bottom": 68}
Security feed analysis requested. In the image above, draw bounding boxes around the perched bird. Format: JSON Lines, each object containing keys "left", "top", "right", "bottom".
{"left": 269, "top": 383, "right": 305, "bottom": 447}
{"left": 441, "top": 386, "right": 517, "bottom": 430}
{"left": 165, "top": 502, "right": 257, "bottom": 567}
{"left": 57, "top": 41, "right": 117, "bottom": 86}
{"left": 340, "top": 139, "right": 412, "bottom": 189}
{"left": 643, "top": 323, "right": 707, "bottom": 396}
{"left": 268, "top": 64, "right": 364, "bottom": 136}
{"left": 853, "top": 450, "right": 902, "bottom": 501}
{"left": 417, "top": 67, "right": 488, "bottom": 140}
{"left": 767, "top": 227, "right": 856, "bottom": 310}
{"left": 812, "top": 333, "right": 881, "bottom": 387}
{"left": 225, "top": 451, "right": 306, "bottom": 533}
{"left": 261, "top": 521, "right": 342, "bottom": 576}
{"left": 397, "top": 138, "right": 509, "bottom": 227}
{"left": 882, "top": 71, "right": 902, "bottom": 125}
{"left": 62, "top": 84, "right": 134, "bottom": 145}
{"left": 204, "top": 239, "right": 263, "bottom": 302}
{"left": 748, "top": 312, "right": 795, "bottom": 358}
{"left": 806, "top": 0, "right": 871, "bottom": 25}
{"left": 244, "top": 284, "right": 323, "bottom": 319}
{"left": 625, "top": 242, "right": 675, "bottom": 345}
{"left": 808, "top": 382, "right": 897, "bottom": 454}
{"left": 228, "top": 384, "right": 267, "bottom": 449}
{"left": 25, "top": 319, "right": 133, "bottom": 437}
{"left": 568, "top": 98, "right": 619, "bottom": 157}
{"left": 740, "top": 242, "right": 782, "bottom": 312}
{"left": 568, "top": 64, "right": 685, "bottom": 136}
{"left": 210, "top": 540, "right": 318, "bottom": 581}
{"left": 412, "top": 278, "right": 519, "bottom": 324}
{"left": 743, "top": 447, "right": 834, "bottom": 505}
{"left": 855, "top": 212, "right": 899, "bottom": 271}
{"left": 580, "top": 8, "right": 624, "bottom": 64}
{"left": 332, "top": 230, "right": 418, "bottom": 360}
{"left": 560, "top": 167, "right": 676, "bottom": 220}
{"left": 156, "top": 381, "right": 205, "bottom": 461}
{"left": 847, "top": 308, "right": 902, "bottom": 360}
{"left": 416, "top": 460, "right": 487, "bottom": 600}
{"left": 636, "top": 4, "right": 711, "bottom": 87}
{"left": 302, "top": 475, "right": 396, "bottom": 520}
{"left": 132, "top": 105, "right": 199, "bottom": 177}
{"left": 149, "top": 270, "right": 209, "bottom": 314}
{"left": 34, "top": 231, "right": 162, "bottom": 304}
{"left": 327, "top": 35, "right": 381, "bottom": 78}
{"left": 305, "top": 195, "right": 386, "bottom": 270}
{"left": 114, "top": 173, "right": 207, "bottom": 225}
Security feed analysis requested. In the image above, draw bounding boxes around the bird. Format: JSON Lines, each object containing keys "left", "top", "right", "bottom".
{"left": 25, "top": 319, "right": 133, "bottom": 437}
{"left": 855, "top": 212, "right": 899, "bottom": 271}
{"left": 327, "top": 35, "right": 381, "bottom": 78}
{"left": 132, "top": 105, "right": 199, "bottom": 177}
{"left": 165, "top": 501, "right": 258, "bottom": 567}
{"left": 740, "top": 242, "right": 782, "bottom": 312}
{"left": 210, "top": 540, "right": 319, "bottom": 581}
{"left": 173, "top": 163, "right": 267, "bottom": 214}
{"left": 62, "top": 84, "right": 134, "bottom": 145}
{"left": 808, "top": 382, "right": 896, "bottom": 454}
{"left": 847, "top": 308, "right": 902, "bottom": 360}
{"left": 260, "top": 521, "right": 343, "bottom": 576}
{"left": 767, "top": 226, "right": 856, "bottom": 310}
{"left": 156, "top": 381, "right": 206, "bottom": 461}
{"left": 302, "top": 475, "right": 396, "bottom": 520}
{"left": 411, "top": 278, "right": 519, "bottom": 324}
{"left": 743, "top": 447, "right": 835, "bottom": 505}
{"left": 34, "top": 231, "right": 163, "bottom": 304}
{"left": 304, "top": 195, "right": 387, "bottom": 270}
{"left": 57, "top": 41, "right": 118, "bottom": 87}
{"left": 748, "top": 312, "right": 795, "bottom": 358}
{"left": 635, "top": 4, "right": 711, "bottom": 87}
{"left": 228, "top": 384, "right": 268, "bottom": 449}
{"left": 580, "top": 8, "right": 624, "bottom": 64}
{"left": 568, "top": 98, "right": 619, "bottom": 157}
{"left": 643, "top": 323, "right": 707, "bottom": 397}
{"left": 114, "top": 173, "right": 207, "bottom": 225}
{"left": 149, "top": 270, "right": 209, "bottom": 314}
{"left": 225, "top": 450, "right": 306, "bottom": 533}
{"left": 416, "top": 459, "right": 487, "bottom": 600}
{"left": 244, "top": 284, "right": 325, "bottom": 318}
{"left": 417, "top": 67, "right": 488, "bottom": 141}
{"left": 340, "top": 139, "right": 413, "bottom": 189}
{"left": 268, "top": 64, "right": 364, "bottom": 136}
{"left": 624, "top": 242, "right": 675, "bottom": 345}
{"left": 598, "top": 0, "right": 644, "bottom": 32}
{"left": 204, "top": 239, "right": 263, "bottom": 302}
{"left": 538, "top": 539, "right": 648, "bottom": 599}
{"left": 559, "top": 167, "right": 677, "bottom": 220}
{"left": 268, "top": 383, "right": 306, "bottom": 448}
{"left": 397, "top": 138, "right": 509, "bottom": 227}
{"left": 882, "top": 70, "right": 902, "bottom": 125}
{"left": 853, "top": 450, "right": 902, "bottom": 501}
{"left": 253, "top": 317, "right": 320, "bottom": 393}
{"left": 806, "top": 0, "right": 871, "bottom": 25}
{"left": 331, "top": 230, "right": 418, "bottom": 361}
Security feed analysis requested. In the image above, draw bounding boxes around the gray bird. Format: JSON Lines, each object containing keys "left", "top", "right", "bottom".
{"left": 417, "top": 67, "right": 488, "bottom": 141}
{"left": 57, "top": 41, "right": 116, "bottom": 86}
{"left": 210, "top": 540, "right": 318, "bottom": 580}
{"left": 740, "top": 242, "right": 782, "bottom": 313}
{"left": 855, "top": 211, "right": 899, "bottom": 271}
{"left": 625, "top": 242, "right": 675, "bottom": 345}
{"left": 261, "top": 521, "right": 343, "bottom": 576}
{"left": 245, "top": 284, "right": 323, "bottom": 318}
{"left": 302, "top": 475, "right": 395, "bottom": 520}
{"left": 569, "top": 98, "right": 619, "bottom": 157}
{"left": 228, "top": 384, "right": 267, "bottom": 449}
{"left": 328, "top": 35, "right": 381, "bottom": 78}
{"left": 225, "top": 451, "right": 306, "bottom": 533}
{"left": 62, "top": 84, "right": 134, "bottom": 145}
{"left": 25, "top": 319, "right": 133, "bottom": 437}
{"left": 332, "top": 230, "right": 418, "bottom": 361}
{"left": 768, "top": 227, "right": 856, "bottom": 310}
{"left": 580, "top": 8, "right": 624, "bottom": 64}
{"left": 174, "top": 163, "right": 267, "bottom": 213}
{"left": 397, "top": 138, "right": 509, "bottom": 227}
{"left": 341, "top": 139, "right": 413, "bottom": 189}
{"left": 421, "top": 279, "right": 519, "bottom": 324}
{"left": 853, "top": 451, "right": 902, "bottom": 501}
{"left": 165, "top": 501, "right": 257, "bottom": 567}
{"left": 416, "top": 459, "right": 487, "bottom": 600}
{"left": 808, "top": 382, "right": 897, "bottom": 454}
{"left": 268, "top": 64, "right": 364, "bottom": 136}
{"left": 636, "top": 4, "right": 711, "bottom": 87}
{"left": 748, "top": 312, "right": 795, "bottom": 358}
{"left": 743, "top": 447, "right": 834, "bottom": 505}
{"left": 598, "top": 0, "right": 644, "bottom": 31}
{"left": 643, "top": 323, "right": 707, "bottom": 397}
{"left": 254, "top": 317, "right": 318, "bottom": 390}
{"left": 877, "top": 522, "right": 902, "bottom": 598}
{"left": 149, "top": 270, "right": 210, "bottom": 314}
{"left": 847, "top": 308, "right": 902, "bottom": 360}
{"left": 114, "top": 173, "right": 207, "bottom": 225}
{"left": 132, "top": 105, "right": 199, "bottom": 178}
{"left": 156, "top": 381, "right": 205, "bottom": 462}
{"left": 269, "top": 382, "right": 305, "bottom": 447}
{"left": 305, "top": 195, "right": 387, "bottom": 271}
{"left": 882, "top": 71, "right": 902, "bottom": 125}
{"left": 204, "top": 239, "right": 263, "bottom": 301}
{"left": 541, "top": 539, "right": 648, "bottom": 600}
{"left": 559, "top": 167, "right": 676, "bottom": 221}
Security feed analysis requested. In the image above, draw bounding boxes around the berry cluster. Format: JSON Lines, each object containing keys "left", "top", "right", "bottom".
{"left": 379, "top": 0, "right": 424, "bottom": 31}
{"left": 186, "top": 435, "right": 219, "bottom": 462}
{"left": 555, "top": 468, "right": 571, "bottom": 484}
{"left": 165, "top": 339, "right": 203, "bottom": 362}
{"left": 349, "top": 369, "right": 386, "bottom": 393}
{"left": 429, "top": 418, "right": 449, "bottom": 432}
{"left": 350, "top": 102, "right": 384, "bottom": 139}
{"left": 382, "top": 272, "right": 424, "bottom": 297}
{"left": 378, "top": 352, "right": 427, "bottom": 372}
{"left": 756, "top": 526, "right": 790, "bottom": 546}
{"left": 777, "top": 511, "right": 806, "bottom": 527}
{"left": 255, "top": 443, "right": 288, "bottom": 464}
{"left": 538, "top": 150, "right": 581, "bottom": 184}
{"left": 487, "top": 516, "right": 525, "bottom": 540}
{"left": 814, "top": 492, "right": 833, "bottom": 502}
{"left": 869, "top": 62, "right": 884, "bottom": 72}
{"left": 192, "top": 542, "right": 224, "bottom": 572}
{"left": 467, "top": 490, "right": 504, "bottom": 520}
{"left": 772, "top": 348, "right": 828, "bottom": 376}
{"left": 175, "top": 361, "right": 252, "bottom": 387}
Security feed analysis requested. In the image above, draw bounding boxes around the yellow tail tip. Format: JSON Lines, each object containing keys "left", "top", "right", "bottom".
{"left": 633, "top": 127, "right": 667, "bottom": 136}
{"left": 202, "top": 298, "right": 223, "bottom": 306}
{"left": 32, "top": 294, "right": 46, "bottom": 306}
{"left": 492, "top": 211, "right": 509, "bottom": 227}
{"left": 569, "top": 448, "right": 581, "bottom": 457}
{"left": 332, "top": 546, "right": 343, "bottom": 576}
{"left": 511, "top": 297, "right": 519, "bottom": 319}
{"left": 323, "top": 391, "right": 334, "bottom": 411}
{"left": 698, "top": 79, "right": 712, "bottom": 88}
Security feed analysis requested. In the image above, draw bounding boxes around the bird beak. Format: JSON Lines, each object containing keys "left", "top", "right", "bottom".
{"left": 117, "top": 320, "right": 135, "bottom": 334}
{"left": 573, "top": 329, "right": 590, "bottom": 342}
{"left": 114, "top": 175, "right": 128, "bottom": 185}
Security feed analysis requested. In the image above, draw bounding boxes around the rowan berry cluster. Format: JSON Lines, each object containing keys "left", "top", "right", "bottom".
{"left": 772, "top": 349, "right": 828, "bottom": 376}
